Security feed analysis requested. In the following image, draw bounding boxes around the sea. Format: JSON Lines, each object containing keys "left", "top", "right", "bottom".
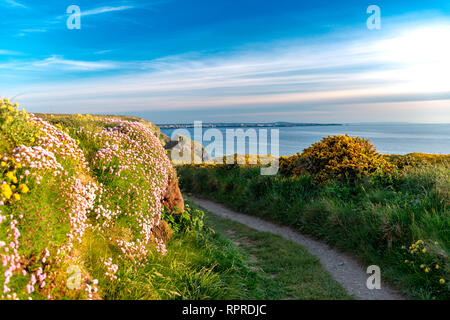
{"left": 160, "top": 123, "right": 450, "bottom": 157}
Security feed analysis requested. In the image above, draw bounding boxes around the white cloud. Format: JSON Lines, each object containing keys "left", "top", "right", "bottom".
{"left": 0, "top": 56, "right": 121, "bottom": 72}
{"left": 31, "top": 56, "right": 120, "bottom": 71}
{"left": 0, "top": 49, "right": 22, "bottom": 55}
{"left": 82, "top": 5, "right": 134, "bottom": 17}
{"left": 20, "top": 28, "right": 47, "bottom": 33}
{"left": 2, "top": 0, "right": 27, "bottom": 8}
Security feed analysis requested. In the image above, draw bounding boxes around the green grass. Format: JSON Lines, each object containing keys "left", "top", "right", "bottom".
{"left": 91, "top": 199, "right": 351, "bottom": 300}
{"left": 84, "top": 199, "right": 351, "bottom": 300}
{"left": 186, "top": 199, "right": 351, "bottom": 300}
{"left": 177, "top": 164, "right": 449, "bottom": 300}
{"left": 87, "top": 195, "right": 351, "bottom": 300}
{"left": 91, "top": 230, "right": 259, "bottom": 300}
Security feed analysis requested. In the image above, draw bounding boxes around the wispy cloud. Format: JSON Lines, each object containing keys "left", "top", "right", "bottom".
{"left": 20, "top": 28, "right": 47, "bottom": 33}
{"left": 0, "top": 56, "right": 121, "bottom": 72}
{"left": 16, "top": 28, "right": 48, "bottom": 37}
{"left": 2, "top": 0, "right": 28, "bottom": 8}
{"left": 0, "top": 49, "right": 22, "bottom": 55}
{"left": 31, "top": 56, "right": 120, "bottom": 71}
{"left": 94, "top": 49, "right": 114, "bottom": 55}
{"left": 82, "top": 5, "right": 134, "bottom": 17}
{"left": 48, "top": 4, "right": 136, "bottom": 27}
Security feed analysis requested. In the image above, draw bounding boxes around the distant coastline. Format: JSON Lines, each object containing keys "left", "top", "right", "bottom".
{"left": 161, "top": 123, "right": 450, "bottom": 156}
{"left": 157, "top": 122, "right": 342, "bottom": 129}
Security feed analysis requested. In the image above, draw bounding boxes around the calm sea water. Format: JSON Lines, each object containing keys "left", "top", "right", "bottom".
{"left": 161, "top": 123, "right": 450, "bottom": 157}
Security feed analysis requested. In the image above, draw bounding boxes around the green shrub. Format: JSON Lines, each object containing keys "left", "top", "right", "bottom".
{"left": 162, "top": 204, "right": 211, "bottom": 235}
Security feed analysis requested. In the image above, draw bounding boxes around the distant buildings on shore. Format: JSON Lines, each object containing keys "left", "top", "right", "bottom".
{"left": 158, "top": 122, "right": 342, "bottom": 129}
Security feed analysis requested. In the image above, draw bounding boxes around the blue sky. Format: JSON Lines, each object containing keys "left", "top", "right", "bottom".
{"left": 0, "top": 0, "right": 449, "bottom": 123}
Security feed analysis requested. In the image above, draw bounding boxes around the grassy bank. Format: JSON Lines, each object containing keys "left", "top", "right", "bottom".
{"left": 177, "top": 161, "right": 449, "bottom": 299}
{"left": 95, "top": 203, "right": 264, "bottom": 300}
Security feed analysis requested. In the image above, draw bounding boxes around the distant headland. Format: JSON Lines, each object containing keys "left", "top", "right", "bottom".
{"left": 157, "top": 122, "right": 342, "bottom": 129}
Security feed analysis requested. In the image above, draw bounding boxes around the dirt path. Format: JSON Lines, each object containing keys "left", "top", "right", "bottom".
{"left": 189, "top": 196, "right": 405, "bottom": 300}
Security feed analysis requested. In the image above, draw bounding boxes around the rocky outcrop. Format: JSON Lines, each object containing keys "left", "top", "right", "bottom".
{"left": 161, "top": 134, "right": 211, "bottom": 164}
{"left": 161, "top": 169, "right": 184, "bottom": 214}
{"left": 152, "top": 220, "right": 173, "bottom": 243}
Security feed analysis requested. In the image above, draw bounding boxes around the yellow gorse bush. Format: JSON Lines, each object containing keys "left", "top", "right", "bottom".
{"left": 385, "top": 153, "right": 450, "bottom": 169}
{"left": 280, "top": 135, "right": 391, "bottom": 183}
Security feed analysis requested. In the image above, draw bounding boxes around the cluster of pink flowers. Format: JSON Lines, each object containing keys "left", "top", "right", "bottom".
{"left": 62, "top": 178, "right": 98, "bottom": 253}
{"left": 90, "top": 119, "right": 172, "bottom": 265}
{"left": 1, "top": 113, "right": 174, "bottom": 299}
{"left": 12, "top": 146, "right": 65, "bottom": 174}
{"left": 29, "top": 116, "right": 88, "bottom": 169}
{"left": 84, "top": 279, "right": 98, "bottom": 300}
{"left": 93, "top": 204, "right": 120, "bottom": 230}
{"left": 102, "top": 258, "right": 119, "bottom": 281}
{"left": 115, "top": 239, "right": 149, "bottom": 267}
{"left": 1, "top": 216, "right": 21, "bottom": 298}
{"left": 1, "top": 115, "right": 97, "bottom": 299}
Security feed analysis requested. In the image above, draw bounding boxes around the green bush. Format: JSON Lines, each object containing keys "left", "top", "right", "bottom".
{"left": 162, "top": 204, "right": 211, "bottom": 235}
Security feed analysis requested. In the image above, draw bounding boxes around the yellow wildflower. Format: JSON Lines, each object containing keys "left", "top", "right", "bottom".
{"left": 422, "top": 248, "right": 427, "bottom": 253}
{"left": 1, "top": 184, "right": 13, "bottom": 199}
{"left": 16, "top": 163, "right": 22, "bottom": 169}
{"left": 18, "top": 184, "right": 29, "bottom": 194}
{"left": 1, "top": 161, "right": 6, "bottom": 167}
{"left": 8, "top": 106, "right": 14, "bottom": 112}
{"left": 425, "top": 267, "right": 430, "bottom": 273}
{"left": 13, "top": 193, "right": 20, "bottom": 201}
{"left": 6, "top": 172, "right": 17, "bottom": 184}
{"left": 435, "top": 264, "right": 439, "bottom": 269}
{"left": 440, "top": 279, "right": 445, "bottom": 284}
{"left": 6, "top": 171, "right": 16, "bottom": 181}
{"left": 420, "top": 264, "right": 425, "bottom": 269}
